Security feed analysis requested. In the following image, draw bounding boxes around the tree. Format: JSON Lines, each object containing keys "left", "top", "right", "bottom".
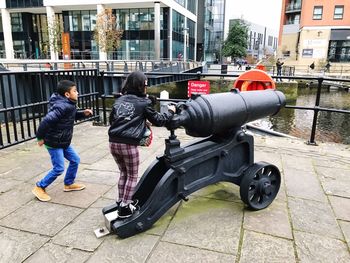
{"left": 93, "top": 8, "right": 123, "bottom": 57}
{"left": 47, "top": 16, "right": 62, "bottom": 59}
{"left": 222, "top": 20, "right": 248, "bottom": 59}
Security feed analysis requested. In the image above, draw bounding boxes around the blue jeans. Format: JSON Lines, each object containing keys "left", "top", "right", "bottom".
{"left": 37, "top": 145, "right": 80, "bottom": 188}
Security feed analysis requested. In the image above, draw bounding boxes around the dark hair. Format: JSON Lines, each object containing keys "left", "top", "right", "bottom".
{"left": 57, "top": 80, "right": 76, "bottom": 96}
{"left": 121, "top": 71, "right": 147, "bottom": 97}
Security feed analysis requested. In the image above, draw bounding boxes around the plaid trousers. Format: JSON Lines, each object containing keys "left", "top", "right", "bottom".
{"left": 109, "top": 142, "right": 139, "bottom": 204}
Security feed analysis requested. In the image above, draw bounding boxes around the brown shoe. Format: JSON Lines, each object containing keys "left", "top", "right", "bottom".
{"left": 32, "top": 186, "right": 51, "bottom": 202}
{"left": 64, "top": 183, "right": 86, "bottom": 192}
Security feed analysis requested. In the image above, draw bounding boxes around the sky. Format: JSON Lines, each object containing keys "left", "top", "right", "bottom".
{"left": 224, "top": 0, "right": 283, "bottom": 35}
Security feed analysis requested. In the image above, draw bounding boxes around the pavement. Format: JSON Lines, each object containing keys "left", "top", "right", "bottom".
{"left": 0, "top": 122, "right": 350, "bottom": 263}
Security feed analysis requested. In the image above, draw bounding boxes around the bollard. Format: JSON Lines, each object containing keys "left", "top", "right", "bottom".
{"left": 159, "top": 90, "right": 169, "bottom": 114}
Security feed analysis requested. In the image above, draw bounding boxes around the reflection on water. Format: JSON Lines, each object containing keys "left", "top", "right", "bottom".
{"left": 268, "top": 88, "right": 350, "bottom": 144}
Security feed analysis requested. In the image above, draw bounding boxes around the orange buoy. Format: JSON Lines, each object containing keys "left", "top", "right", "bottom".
{"left": 233, "top": 69, "right": 275, "bottom": 91}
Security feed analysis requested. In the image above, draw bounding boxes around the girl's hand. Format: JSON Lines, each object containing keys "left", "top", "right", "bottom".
{"left": 84, "top": 109, "right": 93, "bottom": 116}
{"left": 168, "top": 105, "right": 176, "bottom": 113}
{"left": 37, "top": 139, "right": 44, "bottom": 146}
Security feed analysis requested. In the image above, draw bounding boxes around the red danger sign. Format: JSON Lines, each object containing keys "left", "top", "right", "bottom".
{"left": 187, "top": 81, "right": 210, "bottom": 97}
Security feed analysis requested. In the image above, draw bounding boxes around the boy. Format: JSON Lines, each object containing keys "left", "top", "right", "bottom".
{"left": 32, "top": 80, "right": 93, "bottom": 202}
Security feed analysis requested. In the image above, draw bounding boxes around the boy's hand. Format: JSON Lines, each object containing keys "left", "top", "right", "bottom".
{"left": 84, "top": 109, "right": 93, "bottom": 116}
{"left": 37, "top": 139, "right": 44, "bottom": 147}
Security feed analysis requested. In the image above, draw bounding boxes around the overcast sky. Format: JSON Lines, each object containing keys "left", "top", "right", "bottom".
{"left": 224, "top": 0, "right": 283, "bottom": 35}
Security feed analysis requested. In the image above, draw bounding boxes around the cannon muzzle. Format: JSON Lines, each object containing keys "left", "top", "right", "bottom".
{"left": 168, "top": 89, "right": 286, "bottom": 137}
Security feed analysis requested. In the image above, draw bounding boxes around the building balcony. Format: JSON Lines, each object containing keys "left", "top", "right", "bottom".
{"left": 283, "top": 24, "right": 300, "bottom": 34}
{"left": 285, "top": 3, "right": 301, "bottom": 13}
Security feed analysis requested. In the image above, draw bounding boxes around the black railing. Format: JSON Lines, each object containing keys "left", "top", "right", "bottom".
{"left": 1, "top": 69, "right": 350, "bottom": 148}
{"left": 0, "top": 69, "right": 100, "bottom": 149}
{"left": 99, "top": 72, "right": 350, "bottom": 145}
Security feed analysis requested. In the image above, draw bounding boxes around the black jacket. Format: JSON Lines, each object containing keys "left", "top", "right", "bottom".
{"left": 36, "top": 93, "right": 85, "bottom": 148}
{"left": 108, "top": 94, "right": 174, "bottom": 145}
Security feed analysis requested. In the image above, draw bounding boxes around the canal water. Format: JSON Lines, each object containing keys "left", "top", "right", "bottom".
{"left": 262, "top": 87, "right": 350, "bottom": 144}
{"left": 151, "top": 81, "right": 350, "bottom": 145}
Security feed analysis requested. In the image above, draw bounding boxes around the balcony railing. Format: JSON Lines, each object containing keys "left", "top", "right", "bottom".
{"left": 286, "top": 3, "right": 301, "bottom": 12}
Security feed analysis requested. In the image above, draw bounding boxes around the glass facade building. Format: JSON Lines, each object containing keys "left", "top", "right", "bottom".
{"left": 0, "top": 0, "right": 225, "bottom": 62}
{"left": 196, "top": 0, "right": 225, "bottom": 62}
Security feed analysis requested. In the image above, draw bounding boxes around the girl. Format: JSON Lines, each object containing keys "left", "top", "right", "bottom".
{"left": 108, "top": 71, "right": 175, "bottom": 218}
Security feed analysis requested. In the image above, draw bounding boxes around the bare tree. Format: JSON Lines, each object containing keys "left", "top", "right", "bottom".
{"left": 47, "top": 16, "right": 62, "bottom": 57}
{"left": 93, "top": 8, "right": 123, "bottom": 57}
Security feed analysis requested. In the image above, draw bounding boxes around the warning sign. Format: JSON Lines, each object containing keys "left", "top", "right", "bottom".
{"left": 187, "top": 81, "right": 210, "bottom": 97}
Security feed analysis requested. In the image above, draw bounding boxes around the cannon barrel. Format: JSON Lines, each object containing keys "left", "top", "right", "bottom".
{"left": 168, "top": 89, "right": 286, "bottom": 137}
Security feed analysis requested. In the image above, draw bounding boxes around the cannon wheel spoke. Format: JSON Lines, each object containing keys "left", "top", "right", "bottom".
{"left": 240, "top": 162, "right": 281, "bottom": 210}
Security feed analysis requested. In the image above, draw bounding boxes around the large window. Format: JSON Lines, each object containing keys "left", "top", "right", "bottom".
{"left": 11, "top": 13, "right": 23, "bottom": 32}
{"left": 328, "top": 40, "right": 350, "bottom": 62}
{"left": 0, "top": 14, "right": 2, "bottom": 33}
{"left": 313, "top": 6, "right": 323, "bottom": 20}
{"left": 0, "top": 41, "right": 4, "bottom": 58}
{"left": 187, "top": 0, "right": 197, "bottom": 14}
{"left": 334, "top": 5, "right": 344, "bottom": 20}
{"left": 6, "top": 0, "right": 43, "bottom": 8}
{"left": 68, "top": 10, "right": 96, "bottom": 32}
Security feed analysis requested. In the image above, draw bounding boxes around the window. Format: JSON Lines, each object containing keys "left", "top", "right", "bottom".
{"left": 268, "top": 36, "right": 273, "bottom": 46}
{"left": 11, "top": 13, "right": 23, "bottom": 32}
{"left": 334, "top": 5, "right": 344, "bottom": 20}
{"left": 313, "top": 6, "right": 323, "bottom": 20}
{"left": 282, "top": 50, "right": 291, "bottom": 57}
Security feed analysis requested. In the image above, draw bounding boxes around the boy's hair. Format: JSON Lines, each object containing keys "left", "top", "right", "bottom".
{"left": 121, "top": 71, "right": 147, "bottom": 96}
{"left": 57, "top": 80, "right": 76, "bottom": 96}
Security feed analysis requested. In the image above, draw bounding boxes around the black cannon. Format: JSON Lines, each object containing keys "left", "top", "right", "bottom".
{"left": 101, "top": 89, "right": 286, "bottom": 238}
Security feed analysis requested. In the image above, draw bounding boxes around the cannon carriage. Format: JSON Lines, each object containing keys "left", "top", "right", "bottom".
{"left": 100, "top": 88, "right": 286, "bottom": 239}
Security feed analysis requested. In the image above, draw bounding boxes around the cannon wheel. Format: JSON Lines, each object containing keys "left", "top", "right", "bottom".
{"left": 240, "top": 162, "right": 281, "bottom": 210}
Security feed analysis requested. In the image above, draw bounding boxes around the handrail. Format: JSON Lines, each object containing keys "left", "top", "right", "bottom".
{"left": 1, "top": 69, "right": 350, "bottom": 148}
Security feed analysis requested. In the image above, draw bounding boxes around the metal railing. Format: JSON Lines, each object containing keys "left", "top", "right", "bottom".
{"left": 0, "top": 60, "right": 201, "bottom": 73}
{"left": 1, "top": 69, "right": 350, "bottom": 149}
{"left": 0, "top": 69, "right": 100, "bottom": 149}
{"left": 97, "top": 72, "right": 350, "bottom": 145}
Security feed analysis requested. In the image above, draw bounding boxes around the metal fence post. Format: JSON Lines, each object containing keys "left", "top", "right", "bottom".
{"left": 307, "top": 77, "right": 323, "bottom": 145}
{"left": 101, "top": 95, "right": 107, "bottom": 126}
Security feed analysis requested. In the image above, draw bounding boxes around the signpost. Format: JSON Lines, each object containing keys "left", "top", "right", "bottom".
{"left": 62, "top": 33, "right": 71, "bottom": 69}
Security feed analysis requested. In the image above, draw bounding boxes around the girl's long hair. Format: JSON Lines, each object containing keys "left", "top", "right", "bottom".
{"left": 121, "top": 71, "right": 147, "bottom": 97}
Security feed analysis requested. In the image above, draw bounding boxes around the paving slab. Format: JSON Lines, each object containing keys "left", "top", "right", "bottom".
{"left": 86, "top": 234, "right": 159, "bottom": 263}
{"left": 315, "top": 166, "right": 350, "bottom": 198}
{"left": 147, "top": 241, "right": 235, "bottom": 263}
{"left": 281, "top": 153, "right": 315, "bottom": 172}
{"left": 284, "top": 168, "right": 326, "bottom": 202}
{"left": 49, "top": 182, "right": 111, "bottom": 208}
{"left": 77, "top": 169, "right": 117, "bottom": 186}
{"left": 339, "top": 220, "right": 350, "bottom": 250}
{"left": 0, "top": 201, "right": 82, "bottom": 236}
{"left": 1, "top": 123, "right": 350, "bottom": 261}
{"left": 239, "top": 230, "right": 295, "bottom": 263}
{"left": 162, "top": 196, "right": 242, "bottom": 255}
{"left": 294, "top": 230, "right": 350, "bottom": 262}
{"left": 288, "top": 197, "right": 343, "bottom": 239}
{"left": 244, "top": 199, "right": 293, "bottom": 240}
{"left": 328, "top": 195, "right": 350, "bottom": 221}
{"left": 52, "top": 208, "right": 106, "bottom": 251}
{"left": 25, "top": 243, "right": 91, "bottom": 263}
{"left": 191, "top": 182, "right": 241, "bottom": 202}
{"left": 0, "top": 182, "right": 36, "bottom": 219}
{"left": 87, "top": 156, "right": 118, "bottom": 172}
{"left": 0, "top": 178, "right": 22, "bottom": 193}
{"left": 0, "top": 226, "right": 49, "bottom": 263}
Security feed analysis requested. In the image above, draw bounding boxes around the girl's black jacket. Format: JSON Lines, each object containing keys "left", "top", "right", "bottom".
{"left": 36, "top": 93, "right": 85, "bottom": 148}
{"left": 108, "top": 94, "right": 174, "bottom": 145}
